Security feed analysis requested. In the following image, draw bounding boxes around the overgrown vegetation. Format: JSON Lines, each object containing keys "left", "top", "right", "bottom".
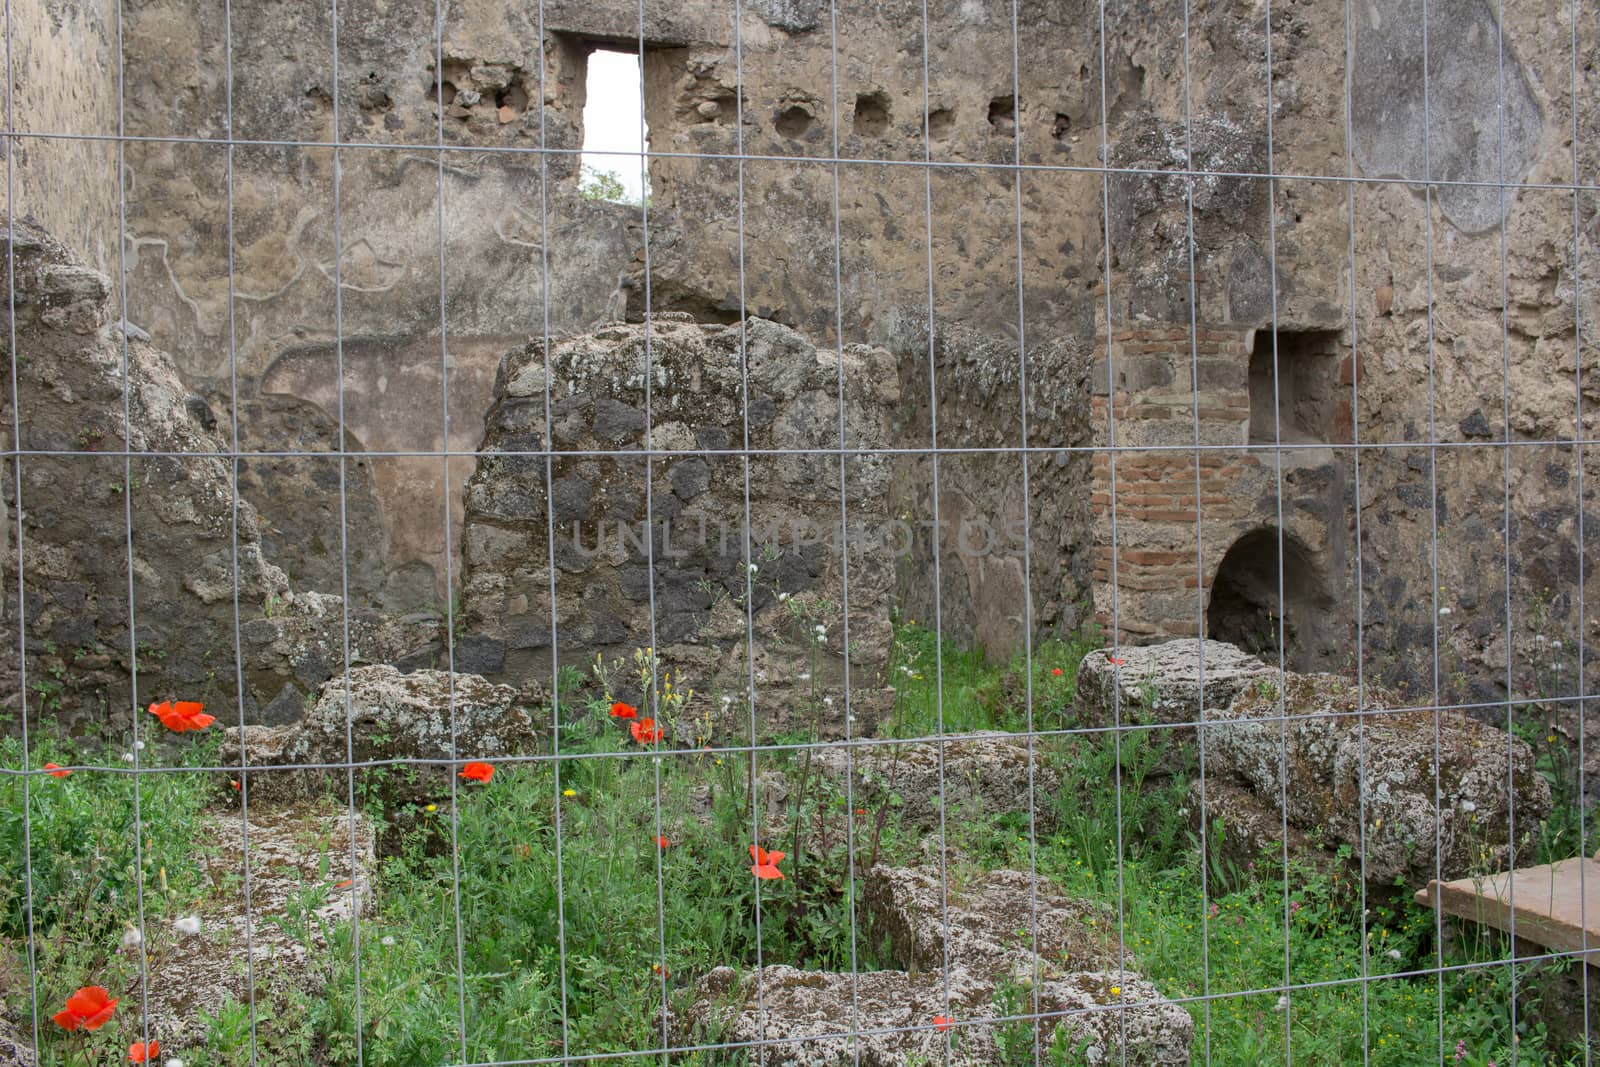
{"left": 2, "top": 626, "right": 1591, "bottom": 1065}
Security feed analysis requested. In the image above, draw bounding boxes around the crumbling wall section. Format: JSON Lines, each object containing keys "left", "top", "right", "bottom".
{"left": 0, "top": 222, "right": 288, "bottom": 729}
{"left": 461, "top": 315, "right": 904, "bottom": 735}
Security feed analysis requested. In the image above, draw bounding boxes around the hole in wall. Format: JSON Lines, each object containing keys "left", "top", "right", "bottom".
{"left": 580, "top": 47, "right": 650, "bottom": 203}
{"left": 775, "top": 104, "right": 815, "bottom": 139}
{"left": 987, "top": 95, "right": 1015, "bottom": 133}
{"left": 497, "top": 84, "right": 529, "bottom": 113}
{"left": 1248, "top": 328, "right": 1343, "bottom": 445}
{"left": 853, "top": 91, "right": 891, "bottom": 137}
{"left": 1207, "top": 527, "right": 1336, "bottom": 672}
{"left": 1052, "top": 112, "right": 1072, "bottom": 140}
{"left": 927, "top": 107, "right": 954, "bottom": 139}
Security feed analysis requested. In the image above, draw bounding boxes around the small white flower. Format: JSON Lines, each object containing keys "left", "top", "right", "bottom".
{"left": 814, "top": 624, "right": 826, "bottom": 635}
{"left": 135, "top": 740, "right": 146, "bottom": 751}
{"left": 823, "top": 697, "right": 833, "bottom": 707}
{"left": 1551, "top": 640, "right": 1563, "bottom": 650}
{"left": 166, "top": 1060, "right": 186, "bottom": 1067}
{"left": 1387, "top": 948, "right": 1402, "bottom": 961}
{"left": 121, "top": 752, "right": 135, "bottom": 763}
{"left": 1274, "top": 995, "right": 1289, "bottom": 1012}
{"left": 381, "top": 935, "right": 396, "bottom": 947}
{"left": 747, "top": 563, "right": 759, "bottom": 575}
{"left": 1460, "top": 800, "right": 1477, "bottom": 814}
{"left": 121, "top": 927, "right": 143, "bottom": 950}
{"left": 777, "top": 592, "right": 790, "bottom": 602}
{"left": 1438, "top": 607, "right": 1452, "bottom": 616}
{"left": 173, "top": 915, "right": 201, "bottom": 936}
{"left": 797, "top": 672, "right": 811, "bottom": 681}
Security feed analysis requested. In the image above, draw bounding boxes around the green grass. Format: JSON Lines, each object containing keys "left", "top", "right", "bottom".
{"left": 3, "top": 625, "right": 1592, "bottom": 1065}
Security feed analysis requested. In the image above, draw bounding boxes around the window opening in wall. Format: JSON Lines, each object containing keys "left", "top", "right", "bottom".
{"left": 580, "top": 47, "right": 650, "bottom": 205}
{"left": 1247, "top": 327, "right": 1342, "bottom": 445}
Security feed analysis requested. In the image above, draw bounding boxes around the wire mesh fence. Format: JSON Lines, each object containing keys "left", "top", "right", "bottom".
{"left": 0, "top": 0, "right": 1596, "bottom": 1064}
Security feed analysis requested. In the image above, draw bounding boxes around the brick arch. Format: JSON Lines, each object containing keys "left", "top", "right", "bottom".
{"left": 1206, "top": 526, "right": 1337, "bottom": 672}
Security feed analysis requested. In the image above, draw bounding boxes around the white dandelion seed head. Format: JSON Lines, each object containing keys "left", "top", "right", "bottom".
{"left": 173, "top": 915, "right": 201, "bottom": 936}
{"left": 1274, "top": 995, "right": 1289, "bottom": 1012}
{"left": 1387, "top": 948, "right": 1402, "bottom": 960}
{"left": 747, "top": 563, "right": 759, "bottom": 575}
{"left": 121, "top": 927, "right": 143, "bottom": 949}
{"left": 1459, "top": 800, "right": 1477, "bottom": 814}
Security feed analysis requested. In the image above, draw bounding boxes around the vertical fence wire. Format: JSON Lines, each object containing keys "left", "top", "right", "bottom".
{"left": 1568, "top": 0, "right": 1592, "bottom": 1058}
{"left": 824, "top": 4, "right": 865, "bottom": 1066}
{"left": 1340, "top": 0, "right": 1372, "bottom": 1060}
{"left": 221, "top": 0, "right": 264, "bottom": 1061}
{"left": 1, "top": 0, "right": 41, "bottom": 1056}
{"left": 111, "top": 0, "right": 155, "bottom": 1052}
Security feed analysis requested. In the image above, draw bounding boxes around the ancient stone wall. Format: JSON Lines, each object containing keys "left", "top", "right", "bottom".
{"left": 1086, "top": 0, "right": 1600, "bottom": 719}
{"left": 2, "top": 0, "right": 122, "bottom": 276}
{"left": 7, "top": 0, "right": 1595, "bottom": 709}
{"left": 110, "top": 0, "right": 1111, "bottom": 615}
{"left": 460, "top": 314, "right": 905, "bottom": 735}
{"left": 892, "top": 321, "right": 1095, "bottom": 657}
{"left": 0, "top": 221, "right": 290, "bottom": 729}
{"left": 1089, "top": 324, "right": 1352, "bottom": 671}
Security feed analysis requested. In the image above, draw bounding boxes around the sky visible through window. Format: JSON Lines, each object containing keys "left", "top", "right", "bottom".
{"left": 581, "top": 49, "right": 648, "bottom": 202}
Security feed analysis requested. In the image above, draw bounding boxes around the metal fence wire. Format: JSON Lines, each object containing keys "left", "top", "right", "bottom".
{"left": 1, "top": 0, "right": 1595, "bottom": 1065}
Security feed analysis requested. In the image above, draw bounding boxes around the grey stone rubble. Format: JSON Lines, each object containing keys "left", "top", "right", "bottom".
{"left": 1077, "top": 640, "right": 1553, "bottom": 887}
{"left": 222, "top": 665, "right": 538, "bottom": 804}
{"left": 812, "top": 731, "right": 1061, "bottom": 832}
{"left": 682, "top": 865, "right": 1192, "bottom": 1066}
{"left": 136, "top": 805, "right": 376, "bottom": 1049}
{"left": 1075, "top": 639, "right": 1278, "bottom": 729}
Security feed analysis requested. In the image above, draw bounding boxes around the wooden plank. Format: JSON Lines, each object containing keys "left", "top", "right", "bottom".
{"left": 1415, "top": 858, "right": 1600, "bottom": 965}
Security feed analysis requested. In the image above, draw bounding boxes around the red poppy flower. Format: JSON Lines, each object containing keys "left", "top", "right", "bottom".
{"left": 631, "top": 718, "right": 663, "bottom": 744}
{"left": 1107, "top": 656, "right": 1125, "bottom": 666}
{"left": 459, "top": 761, "right": 494, "bottom": 783}
{"left": 230, "top": 780, "right": 241, "bottom": 792}
{"left": 933, "top": 1015, "right": 953, "bottom": 1033}
{"left": 652, "top": 962, "right": 670, "bottom": 977}
{"left": 610, "top": 701, "right": 639, "bottom": 720}
{"left": 129, "top": 1040, "right": 160, "bottom": 1063}
{"left": 43, "top": 762, "right": 70, "bottom": 778}
{"left": 654, "top": 835, "right": 672, "bottom": 848}
{"left": 333, "top": 879, "right": 353, "bottom": 890}
{"left": 1051, "top": 667, "right": 1064, "bottom": 676}
{"left": 52, "top": 986, "right": 118, "bottom": 1031}
{"left": 148, "top": 699, "right": 214, "bottom": 732}
{"left": 854, "top": 808, "right": 867, "bottom": 816}
{"left": 750, "top": 844, "right": 786, "bottom": 880}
